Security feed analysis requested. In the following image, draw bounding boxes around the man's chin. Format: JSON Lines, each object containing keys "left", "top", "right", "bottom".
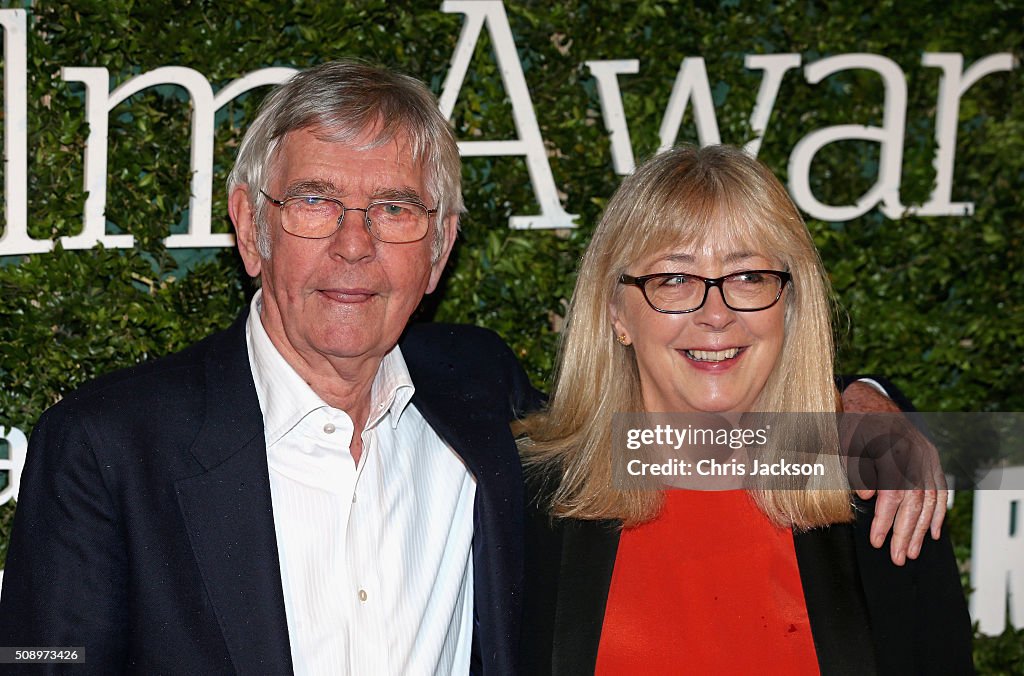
{"left": 308, "top": 331, "right": 394, "bottom": 362}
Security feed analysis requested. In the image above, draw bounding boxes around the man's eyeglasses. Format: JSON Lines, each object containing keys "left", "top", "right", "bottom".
{"left": 260, "top": 191, "right": 436, "bottom": 244}
{"left": 618, "top": 270, "right": 791, "bottom": 313}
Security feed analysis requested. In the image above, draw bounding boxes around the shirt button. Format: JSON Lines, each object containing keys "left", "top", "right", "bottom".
{"left": 358, "top": 589, "right": 368, "bottom": 602}
{"left": 323, "top": 423, "right": 336, "bottom": 434}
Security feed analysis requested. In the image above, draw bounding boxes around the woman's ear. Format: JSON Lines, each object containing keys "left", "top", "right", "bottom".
{"left": 609, "top": 301, "right": 632, "bottom": 346}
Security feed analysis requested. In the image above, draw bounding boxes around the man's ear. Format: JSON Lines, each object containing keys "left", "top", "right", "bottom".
{"left": 229, "top": 185, "right": 263, "bottom": 277}
{"left": 426, "top": 214, "right": 460, "bottom": 294}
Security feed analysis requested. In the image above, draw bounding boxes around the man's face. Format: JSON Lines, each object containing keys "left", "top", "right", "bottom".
{"left": 231, "top": 125, "right": 456, "bottom": 372}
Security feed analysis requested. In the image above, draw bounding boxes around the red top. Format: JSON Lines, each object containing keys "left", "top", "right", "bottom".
{"left": 595, "top": 490, "right": 820, "bottom": 675}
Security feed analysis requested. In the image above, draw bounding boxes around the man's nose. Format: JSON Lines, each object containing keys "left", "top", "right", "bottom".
{"left": 329, "top": 208, "right": 376, "bottom": 261}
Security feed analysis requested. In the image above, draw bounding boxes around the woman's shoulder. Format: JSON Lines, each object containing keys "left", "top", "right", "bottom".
{"left": 522, "top": 462, "right": 624, "bottom": 575}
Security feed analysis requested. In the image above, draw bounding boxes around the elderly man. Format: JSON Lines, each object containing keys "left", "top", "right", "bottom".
{"left": 0, "top": 60, "right": 943, "bottom": 675}
{"left": 0, "top": 60, "right": 540, "bottom": 674}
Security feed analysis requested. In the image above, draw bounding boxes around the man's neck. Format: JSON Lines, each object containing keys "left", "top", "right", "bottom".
{"left": 263, "top": 330, "right": 382, "bottom": 466}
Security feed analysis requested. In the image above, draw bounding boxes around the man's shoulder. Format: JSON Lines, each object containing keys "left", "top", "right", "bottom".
{"left": 26, "top": 314, "right": 256, "bottom": 478}
{"left": 53, "top": 317, "right": 244, "bottom": 417}
{"left": 400, "top": 322, "right": 543, "bottom": 417}
{"left": 400, "top": 322, "right": 523, "bottom": 374}
{"left": 400, "top": 321, "right": 512, "bottom": 354}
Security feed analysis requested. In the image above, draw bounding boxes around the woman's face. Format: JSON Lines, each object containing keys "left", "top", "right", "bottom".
{"left": 610, "top": 244, "right": 787, "bottom": 414}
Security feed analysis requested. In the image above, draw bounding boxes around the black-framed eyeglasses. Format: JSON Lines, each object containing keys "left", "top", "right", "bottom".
{"left": 618, "top": 270, "right": 791, "bottom": 314}
{"left": 260, "top": 190, "right": 437, "bottom": 244}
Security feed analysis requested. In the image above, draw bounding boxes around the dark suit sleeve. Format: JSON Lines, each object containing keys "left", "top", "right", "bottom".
{"left": 0, "top": 401, "right": 128, "bottom": 673}
{"left": 852, "top": 497, "right": 975, "bottom": 675}
{"left": 520, "top": 472, "right": 562, "bottom": 676}
{"left": 836, "top": 374, "right": 918, "bottom": 412}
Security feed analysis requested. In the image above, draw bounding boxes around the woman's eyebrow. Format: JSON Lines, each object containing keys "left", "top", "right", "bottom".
{"left": 658, "top": 253, "right": 695, "bottom": 265}
{"left": 652, "top": 251, "right": 768, "bottom": 268}
{"left": 722, "top": 251, "right": 762, "bottom": 264}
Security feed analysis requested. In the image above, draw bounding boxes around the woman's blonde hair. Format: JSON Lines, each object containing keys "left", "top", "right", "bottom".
{"left": 520, "top": 144, "right": 852, "bottom": 529}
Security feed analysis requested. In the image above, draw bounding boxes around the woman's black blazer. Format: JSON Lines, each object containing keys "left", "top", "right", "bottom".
{"left": 521, "top": 482, "right": 974, "bottom": 676}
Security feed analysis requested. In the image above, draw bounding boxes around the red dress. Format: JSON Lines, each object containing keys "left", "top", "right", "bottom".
{"left": 595, "top": 490, "right": 820, "bottom": 675}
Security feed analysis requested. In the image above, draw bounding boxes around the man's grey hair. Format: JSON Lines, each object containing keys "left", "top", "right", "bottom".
{"left": 226, "top": 59, "right": 464, "bottom": 261}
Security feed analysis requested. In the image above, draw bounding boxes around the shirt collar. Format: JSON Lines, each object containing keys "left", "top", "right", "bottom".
{"left": 245, "top": 290, "right": 417, "bottom": 447}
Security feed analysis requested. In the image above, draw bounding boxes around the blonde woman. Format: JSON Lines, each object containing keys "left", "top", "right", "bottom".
{"left": 519, "top": 145, "right": 972, "bottom": 674}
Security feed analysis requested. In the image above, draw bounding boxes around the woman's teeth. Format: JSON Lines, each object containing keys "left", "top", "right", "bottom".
{"left": 686, "top": 347, "right": 740, "bottom": 362}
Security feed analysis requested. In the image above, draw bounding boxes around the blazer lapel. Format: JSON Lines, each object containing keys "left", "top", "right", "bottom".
{"left": 793, "top": 524, "right": 878, "bottom": 676}
{"left": 551, "top": 518, "right": 621, "bottom": 676}
{"left": 174, "top": 318, "right": 293, "bottom": 675}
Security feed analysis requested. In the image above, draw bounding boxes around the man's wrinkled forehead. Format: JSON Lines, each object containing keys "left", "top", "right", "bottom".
{"left": 269, "top": 123, "right": 425, "bottom": 188}
{"left": 278, "top": 112, "right": 428, "bottom": 164}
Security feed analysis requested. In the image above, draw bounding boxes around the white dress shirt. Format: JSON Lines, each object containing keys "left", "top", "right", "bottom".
{"left": 245, "top": 292, "right": 476, "bottom": 675}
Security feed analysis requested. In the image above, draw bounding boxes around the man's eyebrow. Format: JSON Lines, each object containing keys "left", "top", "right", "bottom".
{"left": 373, "top": 186, "right": 426, "bottom": 203}
{"left": 279, "top": 181, "right": 427, "bottom": 204}
{"left": 282, "top": 178, "right": 339, "bottom": 197}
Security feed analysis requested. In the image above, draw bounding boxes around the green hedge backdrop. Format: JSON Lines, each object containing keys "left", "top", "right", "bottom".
{"left": 0, "top": 1, "right": 1021, "bottom": 669}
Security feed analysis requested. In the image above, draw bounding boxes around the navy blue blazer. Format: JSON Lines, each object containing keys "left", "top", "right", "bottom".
{"left": 0, "top": 313, "right": 541, "bottom": 674}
